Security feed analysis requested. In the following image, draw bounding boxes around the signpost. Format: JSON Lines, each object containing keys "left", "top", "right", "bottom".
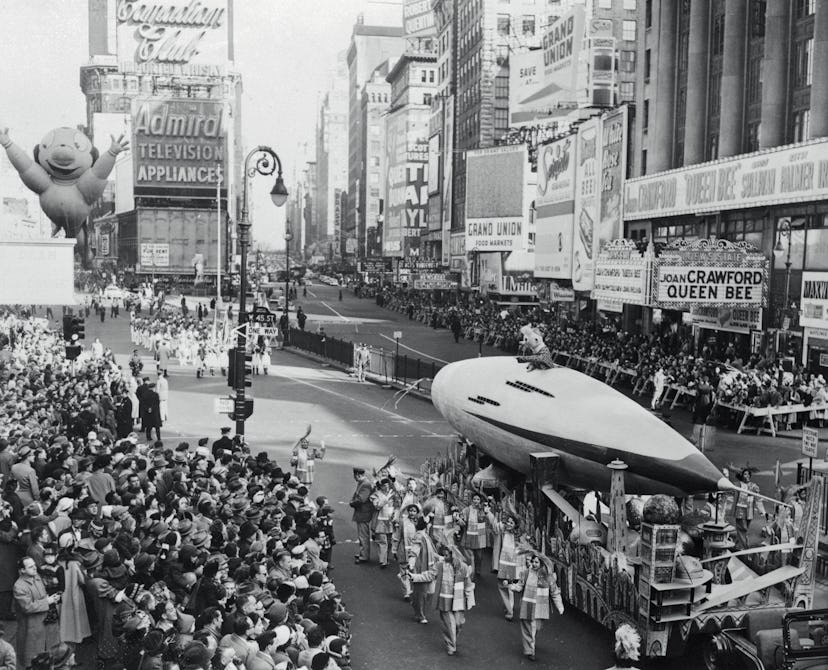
{"left": 214, "top": 397, "right": 233, "bottom": 414}
{"left": 249, "top": 305, "right": 277, "bottom": 327}
{"left": 393, "top": 331, "right": 402, "bottom": 383}
{"left": 803, "top": 426, "right": 819, "bottom": 475}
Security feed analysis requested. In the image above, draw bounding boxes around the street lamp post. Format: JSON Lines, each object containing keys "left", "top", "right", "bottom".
{"left": 775, "top": 218, "right": 793, "bottom": 330}
{"left": 284, "top": 222, "right": 293, "bottom": 345}
{"left": 235, "top": 146, "right": 288, "bottom": 436}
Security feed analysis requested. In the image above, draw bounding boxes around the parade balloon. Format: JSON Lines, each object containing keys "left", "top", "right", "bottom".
{"left": 0, "top": 125, "right": 128, "bottom": 237}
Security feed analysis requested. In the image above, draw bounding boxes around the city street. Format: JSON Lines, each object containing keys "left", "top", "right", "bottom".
{"left": 77, "top": 300, "right": 808, "bottom": 670}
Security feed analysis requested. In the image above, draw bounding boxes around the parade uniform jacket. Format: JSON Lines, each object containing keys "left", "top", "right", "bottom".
{"left": 350, "top": 479, "right": 375, "bottom": 524}
{"left": 408, "top": 530, "right": 438, "bottom": 594}
{"left": 458, "top": 505, "right": 489, "bottom": 550}
{"left": 488, "top": 514, "right": 520, "bottom": 580}
{"left": 13, "top": 573, "right": 49, "bottom": 667}
{"left": 370, "top": 490, "right": 396, "bottom": 534}
{"left": 395, "top": 516, "right": 418, "bottom": 560}
{"left": 292, "top": 444, "right": 324, "bottom": 486}
{"left": 422, "top": 496, "right": 447, "bottom": 535}
{"left": 733, "top": 482, "right": 765, "bottom": 522}
{"left": 510, "top": 570, "right": 564, "bottom": 621}
{"left": 412, "top": 558, "right": 475, "bottom": 612}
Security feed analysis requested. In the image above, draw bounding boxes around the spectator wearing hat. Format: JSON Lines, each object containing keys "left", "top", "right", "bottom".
{"left": 212, "top": 427, "right": 233, "bottom": 459}
{"left": 14, "top": 556, "right": 58, "bottom": 668}
{"left": 0, "top": 502, "right": 18, "bottom": 621}
{"left": 139, "top": 381, "right": 162, "bottom": 442}
{"left": 87, "top": 552, "right": 128, "bottom": 666}
{"left": 11, "top": 445, "right": 38, "bottom": 507}
{"left": 137, "top": 628, "right": 165, "bottom": 670}
{"left": 297, "top": 625, "right": 325, "bottom": 669}
{"left": 349, "top": 468, "right": 373, "bottom": 564}
{"left": 87, "top": 455, "right": 116, "bottom": 508}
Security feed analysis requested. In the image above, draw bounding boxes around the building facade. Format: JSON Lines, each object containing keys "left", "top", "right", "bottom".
{"left": 345, "top": 20, "right": 405, "bottom": 261}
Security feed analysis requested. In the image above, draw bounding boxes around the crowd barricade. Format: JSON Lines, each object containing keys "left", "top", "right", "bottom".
{"left": 715, "top": 400, "right": 828, "bottom": 437}
{"left": 287, "top": 327, "right": 354, "bottom": 367}
{"left": 661, "top": 384, "right": 697, "bottom": 409}
{"left": 551, "top": 351, "right": 638, "bottom": 388}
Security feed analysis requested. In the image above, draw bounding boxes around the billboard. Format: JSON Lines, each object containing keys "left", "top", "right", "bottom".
{"left": 801, "top": 272, "right": 828, "bottom": 329}
{"left": 403, "top": 0, "right": 436, "bottom": 37}
{"left": 116, "top": 0, "right": 230, "bottom": 68}
{"left": 508, "top": 7, "right": 586, "bottom": 126}
{"left": 383, "top": 110, "right": 428, "bottom": 258}
{"left": 596, "top": 106, "right": 627, "bottom": 257}
{"left": 133, "top": 98, "right": 226, "bottom": 197}
{"left": 534, "top": 136, "right": 576, "bottom": 279}
{"left": 442, "top": 96, "right": 454, "bottom": 234}
{"left": 465, "top": 145, "right": 528, "bottom": 251}
{"left": 625, "top": 135, "right": 828, "bottom": 220}
{"left": 136, "top": 207, "right": 221, "bottom": 273}
{"left": 428, "top": 134, "right": 440, "bottom": 195}
{"left": 572, "top": 118, "right": 598, "bottom": 290}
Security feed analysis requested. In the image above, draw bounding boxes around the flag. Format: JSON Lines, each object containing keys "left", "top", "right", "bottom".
{"left": 774, "top": 459, "right": 783, "bottom": 490}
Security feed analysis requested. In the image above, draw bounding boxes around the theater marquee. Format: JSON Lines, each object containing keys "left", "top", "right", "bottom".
{"left": 654, "top": 238, "right": 769, "bottom": 309}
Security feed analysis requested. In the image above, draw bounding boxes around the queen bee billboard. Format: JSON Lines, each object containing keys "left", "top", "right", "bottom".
{"left": 132, "top": 98, "right": 225, "bottom": 197}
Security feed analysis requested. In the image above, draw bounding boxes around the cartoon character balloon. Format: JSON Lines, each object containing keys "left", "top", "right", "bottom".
{"left": 0, "top": 126, "right": 128, "bottom": 237}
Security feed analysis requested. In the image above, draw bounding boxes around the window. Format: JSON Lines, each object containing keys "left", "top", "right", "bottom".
{"left": 497, "top": 14, "right": 511, "bottom": 35}
{"left": 620, "top": 50, "right": 636, "bottom": 72}
{"left": 599, "top": 0, "right": 612, "bottom": 8}
{"left": 429, "top": 70, "right": 435, "bottom": 83}
{"left": 641, "top": 149, "right": 647, "bottom": 174}
{"left": 644, "top": 49, "right": 651, "bottom": 82}
{"left": 522, "top": 15, "right": 536, "bottom": 36}
{"left": 370, "top": 124, "right": 381, "bottom": 136}
{"left": 709, "top": 71, "right": 722, "bottom": 116}
{"left": 642, "top": 99, "right": 649, "bottom": 130}
{"left": 619, "top": 81, "right": 634, "bottom": 100}
{"left": 796, "top": 0, "right": 816, "bottom": 18}
{"left": 746, "top": 121, "right": 760, "bottom": 152}
{"left": 623, "top": 0, "right": 636, "bottom": 9}
{"left": 645, "top": 0, "right": 652, "bottom": 27}
{"left": 806, "top": 227, "right": 828, "bottom": 270}
{"left": 622, "top": 20, "right": 636, "bottom": 41}
{"left": 495, "top": 76, "right": 509, "bottom": 99}
{"left": 793, "top": 109, "right": 811, "bottom": 142}
{"left": 424, "top": 93, "right": 433, "bottom": 105}
{"left": 495, "top": 108, "right": 508, "bottom": 130}
{"left": 793, "top": 38, "right": 813, "bottom": 87}
{"left": 369, "top": 172, "right": 379, "bottom": 184}
{"left": 370, "top": 156, "right": 380, "bottom": 167}
{"left": 421, "top": 70, "right": 428, "bottom": 83}
{"left": 708, "top": 133, "right": 719, "bottom": 160}
{"left": 747, "top": 56, "right": 762, "bottom": 103}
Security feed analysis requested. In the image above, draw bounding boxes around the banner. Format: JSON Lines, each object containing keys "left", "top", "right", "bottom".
{"left": 573, "top": 117, "right": 599, "bottom": 290}
{"left": 442, "top": 96, "right": 454, "bottom": 235}
{"left": 133, "top": 98, "right": 225, "bottom": 195}
{"left": 116, "top": 0, "right": 230, "bottom": 67}
{"left": 465, "top": 145, "right": 528, "bottom": 251}
{"left": 535, "top": 136, "right": 576, "bottom": 278}
{"left": 596, "top": 106, "right": 627, "bottom": 257}
{"left": 625, "top": 136, "right": 828, "bottom": 220}
{"left": 654, "top": 239, "right": 769, "bottom": 309}
{"left": 508, "top": 7, "right": 586, "bottom": 126}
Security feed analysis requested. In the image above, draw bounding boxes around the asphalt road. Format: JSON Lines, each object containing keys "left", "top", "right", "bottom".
{"left": 80, "top": 306, "right": 708, "bottom": 670}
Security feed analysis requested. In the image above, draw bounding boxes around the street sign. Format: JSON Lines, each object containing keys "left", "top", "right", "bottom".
{"left": 249, "top": 305, "right": 277, "bottom": 327}
{"left": 393, "top": 331, "right": 402, "bottom": 340}
{"left": 214, "top": 397, "right": 233, "bottom": 414}
{"left": 802, "top": 426, "right": 819, "bottom": 458}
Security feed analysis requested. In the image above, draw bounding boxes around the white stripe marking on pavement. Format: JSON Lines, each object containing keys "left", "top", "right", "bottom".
{"left": 378, "top": 333, "right": 450, "bottom": 365}
{"left": 320, "top": 302, "right": 350, "bottom": 321}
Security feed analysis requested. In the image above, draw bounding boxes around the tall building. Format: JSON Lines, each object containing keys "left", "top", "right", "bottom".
{"left": 80, "top": 0, "right": 242, "bottom": 280}
{"left": 315, "top": 52, "right": 349, "bottom": 261}
{"left": 382, "top": 52, "right": 438, "bottom": 260}
{"left": 451, "top": 0, "right": 545, "bottom": 236}
{"left": 361, "top": 61, "right": 395, "bottom": 258}
{"left": 345, "top": 18, "right": 405, "bottom": 261}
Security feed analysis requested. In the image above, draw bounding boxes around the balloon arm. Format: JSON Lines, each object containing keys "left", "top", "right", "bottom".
{"left": 3, "top": 141, "right": 49, "bottom": 194}
{"left": 89, "top": 148, "right": 117, "bottom": 183}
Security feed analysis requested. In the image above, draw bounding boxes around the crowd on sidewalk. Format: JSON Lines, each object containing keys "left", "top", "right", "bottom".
{"left": 375, "top": 287, "right": 828, "bottom": 419}
{"left": 0, "top": 310, "right": 354, "bottom": 670}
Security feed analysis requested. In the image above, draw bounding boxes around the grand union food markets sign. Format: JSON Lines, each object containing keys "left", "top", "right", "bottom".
{"left": 654, "top": 239, "right": 768, "bottom": 309}
{"left": 624, "top": 138, "right": 828, "bottom": 220}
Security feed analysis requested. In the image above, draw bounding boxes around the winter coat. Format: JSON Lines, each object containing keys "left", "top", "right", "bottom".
{"left": 350, "top": 479, "right": 374, "bottom": 524}
{"left": 0, "top": 638, "right": 15, "bottom": 670}
{"left": 60, "top": 557, "right": 91, "bottom": 644}
{"left": 13, "top": 573, "right": 50, "bottom": 667}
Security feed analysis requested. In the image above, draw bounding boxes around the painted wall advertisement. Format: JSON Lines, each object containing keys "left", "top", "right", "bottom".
{"left": 383, "top": 110, "right": 428, "bottom": 258}
{"left": 597, "top": 106, "right": 627, "bottom": 256}
{"left": 465, "top": 145, "right": 528, "bottom": 251}
{"left": 132, "top": 98, "right": 225, "bottom": 195}
{"left": 625, "top": 136, "right": 828, "bottom": 220}
{"left": 654, "top": 239, "right": 769, "bottom": 309}
{"left": 140, "top": 242, "right": 169, "bottom": 267}
{"left": 508, "top": 6, "right": 586, "bottom": 126}
{"left": 591, "top": 239, "right": 652, "bottom": 307}
{"left": 116, "top": 0, "right": 230, "bottom": 67}
{"left": 403, "top": 0, "right": 436, "bottom": 37}
{"left": 534, "top": 136, "right": 576, "bottom": 278}
{"left": 572, "top": 117, "right": 598, "bottom": 291}
{"left": 801, "top": 271, "right": 828, "bottom": 329}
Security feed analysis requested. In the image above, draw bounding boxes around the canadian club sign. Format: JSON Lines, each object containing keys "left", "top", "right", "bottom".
{"left": 654, "top": 238, "right": 769, "bottom": 309}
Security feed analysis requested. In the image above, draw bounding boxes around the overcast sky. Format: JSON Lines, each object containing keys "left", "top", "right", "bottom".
{"left": 0, "top": 0, "right": 402, "bottom": 247}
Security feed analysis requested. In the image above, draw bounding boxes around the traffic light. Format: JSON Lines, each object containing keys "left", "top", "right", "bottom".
{"left": 227, "top": 347, "right": 236, "bottom": 388}
{"left": 72, "top": 317, "right": 85, "bottom": 340}
{"left": 62, "top": 315, "right": 72, "bottom": 342}
{"left": 238, "top": 349, "right": 253, "bottom": 388}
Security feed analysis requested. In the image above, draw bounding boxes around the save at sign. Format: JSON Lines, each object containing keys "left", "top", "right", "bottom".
{"left": 656, "top": 266, "right": 765, "bottom": 306}
{"left": 803, "top": 426, "right": 819, "bottom": 458}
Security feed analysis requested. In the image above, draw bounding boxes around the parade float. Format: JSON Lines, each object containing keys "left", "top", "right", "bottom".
{"left": 426, "top": 355, "right": 828, "bottom": 668}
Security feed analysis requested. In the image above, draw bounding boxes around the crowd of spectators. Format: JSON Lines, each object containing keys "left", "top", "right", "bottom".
{"left": 373, "top": 287, "right": 828, "bottom": 419}
{"left": 0, "top": 310, "right": 353, "bottom": 670}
